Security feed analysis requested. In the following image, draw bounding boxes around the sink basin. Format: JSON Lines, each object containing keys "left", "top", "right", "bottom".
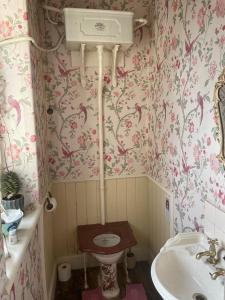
{"left": 151, "top": 233, "right": 224, "bottom": 300}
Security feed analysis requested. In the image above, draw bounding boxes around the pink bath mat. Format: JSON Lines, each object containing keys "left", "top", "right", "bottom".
{"left": 123, "top": 284, "right": 148, "bottom": 300}
{"left": 82, "top": 288, "right": 104, "bottom": 300}
{"left": 82, "top": 284, "right": 147, "bottom": 300}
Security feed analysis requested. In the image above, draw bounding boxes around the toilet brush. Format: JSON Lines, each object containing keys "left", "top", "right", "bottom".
{"left": 127, "top": 249, "right": 136, "bottom": 270}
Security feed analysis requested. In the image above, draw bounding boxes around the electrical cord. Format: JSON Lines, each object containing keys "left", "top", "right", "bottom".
{"left": 134, "top": 18, "right": 148, "bottom": 31}
{"left": 0, "top": 33, "right": 65, "bottom": 52}
{"left": 45, "top": 0, "right": 60, "bottom": 25}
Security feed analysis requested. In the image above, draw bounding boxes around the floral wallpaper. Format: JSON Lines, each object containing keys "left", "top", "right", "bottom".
{"left": 46, "top": 0, "right": 225, "bottom": 234}
{"left": 0, "top": 42, "right": 40, "bottom": 204}
{"left": 0, "top": 0, "right": 48, "bottom": 205}
{"left": 0, "top": 231, "right": 6, "bottom": 296}
{"left": 27, "top": 0, "right": 49, "bottom": 201}
{"left": 1, "top": 0, "right": 225, "bottom": 297}
{"left": 0, "top": 0, "right": 28, "bottom": 42}
{"left": 46, "top": 0, "right": 150, "bottom": 180}
{"left": 0, "top": 226, "right": 44, "bottom": 300}
{"left": 148, "top": 0, "right": 225, "bottom": 233}
{"left": 10, "top": 226, "right": 44, "bottom": 300}
{"left": 0, "top": 0, "right": 47, "bottom": 298}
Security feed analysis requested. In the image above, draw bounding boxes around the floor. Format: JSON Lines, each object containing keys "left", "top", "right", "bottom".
{"left": 54, "top": 261, "right": 163, "bottom": 300}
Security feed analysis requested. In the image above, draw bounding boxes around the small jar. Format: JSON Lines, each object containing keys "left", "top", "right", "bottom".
{"left": 8, "top": 228, "right": 18, "bottom": 245}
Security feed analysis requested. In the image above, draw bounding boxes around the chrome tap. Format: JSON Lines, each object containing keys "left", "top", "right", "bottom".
{"left": 196, "top": 238, "right": 219, "bottom": 265}
{"left": 210, "top": 267, "right": 225, "bottom": 280}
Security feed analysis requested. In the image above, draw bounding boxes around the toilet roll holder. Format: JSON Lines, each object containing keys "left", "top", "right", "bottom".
{"left": 44, "top": 192, "right": 57, "bottom": 212}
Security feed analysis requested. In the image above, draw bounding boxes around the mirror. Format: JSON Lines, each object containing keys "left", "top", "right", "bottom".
{"left": 214, "top": 68, "right": 225, "bottom": 164}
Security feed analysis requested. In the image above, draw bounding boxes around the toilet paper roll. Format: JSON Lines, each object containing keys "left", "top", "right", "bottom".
{"left": 58, "top": 263, "right": 71, "bottom": 282}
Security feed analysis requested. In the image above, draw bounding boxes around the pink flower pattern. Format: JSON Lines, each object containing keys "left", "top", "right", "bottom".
{"left": 148, "top": 0, "right": 225, "bottom": 233}
{"left": 215, "top": 0, "right": 225, "bottom": 17}
{"left": 0, "top": 0, "right": 47, "bottom": 298}
{"left": 1, "top": 0, "right": 225, "bottom": 297}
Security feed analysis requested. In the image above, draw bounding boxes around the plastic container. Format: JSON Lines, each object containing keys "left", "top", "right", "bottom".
{"left": 127, "top": 250, "right": 136, "bottom": 269}
{"left": 8, "top": 227, "right": 18, "bottom": 245}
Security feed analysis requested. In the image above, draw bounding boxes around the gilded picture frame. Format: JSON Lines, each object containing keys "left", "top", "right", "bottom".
{"left": 213, "top": 67, "right": 225, "bottom": 165}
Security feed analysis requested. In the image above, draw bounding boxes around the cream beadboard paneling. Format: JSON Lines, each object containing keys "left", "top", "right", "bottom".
{"left": 52, "top": 177, "right": 150, "bottom": 259}
{"left": 148, "top": 178, "right": 171, "bottom": 256}
{"left": 51, "top": 176, "right": 170, "bottom": 261}
{"left": 43, "top": 212, "right": 55, "bottom": 298}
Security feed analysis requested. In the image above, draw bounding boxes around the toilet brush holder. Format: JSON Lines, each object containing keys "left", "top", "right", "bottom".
{"left": 127, "top": 250, "right": 136, "bottom": 270}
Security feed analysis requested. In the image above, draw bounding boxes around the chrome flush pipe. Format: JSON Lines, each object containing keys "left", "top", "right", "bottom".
{"left": 96, "top": 45, "right": 105, "bottom": 225}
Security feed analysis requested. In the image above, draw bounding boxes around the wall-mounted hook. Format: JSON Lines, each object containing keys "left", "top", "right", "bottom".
{"left": 45, "top": 192, "right": 57, "bottom": 213}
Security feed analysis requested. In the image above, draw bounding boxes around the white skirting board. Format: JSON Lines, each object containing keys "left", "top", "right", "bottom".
{"left": 48, "top": 263, "right": 57, "bottom": 300}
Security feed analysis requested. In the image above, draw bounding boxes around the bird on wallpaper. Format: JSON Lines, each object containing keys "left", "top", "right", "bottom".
{"left": 163, "top": 100, "right": 167, "bottom": 121}
{"left": 156, "top": 58, "right": 166, "bottom": 72}
{"left": 197, "top": 92, "right": 204, "bottom": 125}
{"left": 184, "top": 33, "right": 200, "bottom": 56}
{"left": 182, "top": 158, "right": 194, "bottom": 175}
{"left": 136, "top": 26, "right": 143, "bottom": 43}
{"left": 7, "top": 95, "right": 21, "bottom": 127}
{"left": 0, "top": 78, "right": 6, "bottom": 96}
{"left": 118, "top": 145, "right": 128, "bottom": 156}
{"left": 79, "top": 103, "right": 87, "bottom": 123}
{"left": 58, "top": 64, "right": 79, "bottom": 77}
{"left": 165, "top": 0, "right": 168, "bottom": 20}
{"left": 135, "top": 103, "right": 142, "bottom": 123}
{"left": 194, "top": 217, "right": 203, "bottom": 232}
{"left": 155, "top": 151, "right": 162, "bottom": 160}
{"left": 62, "top": 147, "right": 75, "bottom": 158}
{"left": 117, "top": 67, "right": 135, "bottom": 78}
{"left": 10, "top": 284, "right": 16, "bottom": 300}
{"left": 185, "top": 40, "right": 193, "bottom": 55}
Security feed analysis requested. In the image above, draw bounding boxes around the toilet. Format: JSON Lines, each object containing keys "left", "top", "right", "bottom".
{"left": 77, "top": 221, "right": 137, "bottom": 299}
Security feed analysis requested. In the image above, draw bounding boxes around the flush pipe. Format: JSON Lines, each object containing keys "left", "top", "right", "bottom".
{"left": 96, "top": 45, "right": 105, "bottom": 225}
{"left": 80, "top": 43, "right": 86, "bottom": 88}
{"left": 112, "top": 44, "right": 120, "bottom": 87}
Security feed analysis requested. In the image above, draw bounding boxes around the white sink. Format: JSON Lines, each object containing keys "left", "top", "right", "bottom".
{"left": 151, "top": 233, "right": 225, "bottom": 300}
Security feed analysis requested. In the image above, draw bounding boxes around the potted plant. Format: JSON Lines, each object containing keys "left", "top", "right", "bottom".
{"left": 0, "top": 171, "right": 24, "bottom": 211}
